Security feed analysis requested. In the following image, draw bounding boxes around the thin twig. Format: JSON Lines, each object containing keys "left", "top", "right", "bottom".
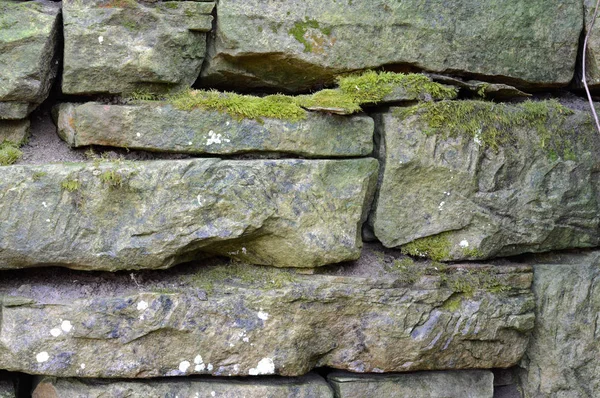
{"left": 583, "top": 0, "right": 600, "bottom": 134}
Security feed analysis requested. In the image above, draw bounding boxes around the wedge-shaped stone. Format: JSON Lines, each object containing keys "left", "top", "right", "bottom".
{"left": 62, "top": 0, "right": 215, "bottom": 95}
{"left": 518, "top": 252, "right": 600, "bottom": 398}
{"left": 201, "top": 0, "right": 581, "bottom": 92}
{"left": 0, "top": 253, "right": 533, "bottom": 377}
{"left": 328, "top": 370, "right": 493, "bottom": 398}
{"left": 57, "top": 102, "right": 373, "bottom": 157}
{"left": 0, "top": 158, "right": 377, "bottom": 270}
{"left": 371, "top": 100, "right": 600, "bottom": 261}
{"left": 0, "top": 1, "right": 61, "bottom": 117}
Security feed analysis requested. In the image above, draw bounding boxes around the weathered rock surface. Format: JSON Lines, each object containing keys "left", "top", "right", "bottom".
{"left": 517, "top": 252, "right": 600, "bottom": 397}
{"left": 201, "top": 0, "right": 581, "bottom": 92}
{"left": 0, "top": 374, "right": 14, "bottom": 398}
{"left": 33, "top": 373, "right": 333, "bottom": 397}
{"left": 0, "top": 158, "right": 377, "bottom": 270}
{"left": 57, "top": 102, "right": 373, "bottom": 157}
{"left": 327, "top": 370, "right": 493, "bottom": 398}
{"left": 583, "top": 0, "right": 600, "bottom": 89}
{"left": 0, "top": 119, "right": 29, "bottom": 144}
{"left": 371, "top": 100, "right": 600, "bottom": 261}
{"left": 0, "top": 1, "right": 61, "bottom": 117}
{"left": 62, "top": 0, "right": 214, "bottom": 95}
{"left": 0, "top": 250, "right": 533, "bottom": 377}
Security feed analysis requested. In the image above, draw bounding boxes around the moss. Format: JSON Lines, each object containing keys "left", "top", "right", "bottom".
{"left": 32, "top": 171, "right": 47, "bottom": 181}
{"left": 162, "top": 2, "right": 179, "bottom": 10}
{"left": 288, "top": 18, "right": 330, "bottom": 53}
{"left": 401, "top": 232, "right": 452, "bottom": 262}
{"left": 98, "top": 0, "right": 137, "bottom": 8}
{"left": 396, "top": 99, "right": 575, "bottom": 158}
{"left": 99, "top": 170, "right": 123, "bottom": 188}
{"left": 295, "top": 89, "right": 362, "bottom": 113}
{"left": 61, "top": 178, "right": 81, "bottom": 192}
{"left": 441, "top": 294, "right": 463, "bottom": 312}
{"left": 388, "top": 257, "right": 425, "bottom": 284}
{"left": 0, "top": 141, "right": 22, "bottom": 166}
{"left": 462, "top": 247, "right": 484, "bottom": 258}
{"left": 441, "top": 268, "right": 511, "bottom": 296}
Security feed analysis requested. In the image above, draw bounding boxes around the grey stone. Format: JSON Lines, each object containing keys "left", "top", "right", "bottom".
{"left": 62, "top": 0, "right": 215, "bottom": 95}
{"left": 0, "top": 102, "right": 36, "bottom": 120}
{"left": 327, "top": 370, "right": 494, "bottom": 398}
{"left": 57, "top": 102, "right": 373, "bottom": 157}
{"left": 33, "top": 373, "right": 333, "bottom": 397}
{"left": 0, "top": 119, "right": 29, "bottom": 144}
{"left": 201, "top": 0, "right": 582, "bottom": 92}
{"left": 0, "top": 251, "right": 533, "bottom": 377}
{"left": 0, "top": 158, "right": 378, "bottom": 270}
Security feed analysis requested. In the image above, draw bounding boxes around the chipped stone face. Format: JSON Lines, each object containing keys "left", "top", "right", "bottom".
{"left": 201, "top": 0, "right": 581, "bottom": 92}
{"left": 0, "top": 158, "right": 378, "bottom": 270}
{"left": 0, "top": 1, "right": 61, "bottom": 118}
{"left": 62, "top": 0, "right": 215, "bottom": 95}
{"left": 0, "top": 253, "right": 533, "bottom": 378}
{"left": 518, "top": 252, "right": 600, "bottom": 398}
{"left": 57, "top": 102, "right": 374, "bottom": 157}
{"left": 33, "top": 373, "right": 334, "bottom": 398}
{"left": 0, "top": 119, "right": 29, "bottom": 144}
{"left": 371, "top": 101, "right": 600, "bottom": 261}
{"left": 327, "top": 370, "right": 494, "bottom": 398}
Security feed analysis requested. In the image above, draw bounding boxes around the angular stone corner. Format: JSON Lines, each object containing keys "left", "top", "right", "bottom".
{"left": 0, "top": 1, "right": 61, "bottom": 117}
{"left": 57, "top": 102, "right": 373, "bottom": 157}
{"left": 0, "top": 252, "right": 533, "bottom": 377}
{"left": 0, "top": 158, "right": 377, "bottom": 270}
{"left": 517, "top": 252, "right": 600, "bottom": 398}
{"left": 327, "top": 370, "right": 494, "bottom": 398}
{"left": 62, "top": 0, "right": 215, "bottom": 95}
{"left": 372, "top": 100, "right": 600, "bottom": 261}
{"left": 0, "top": 119, "right": 29, "bottom": 144}
{"left": 201, "top": 0, "right": 581, "bottom": 92}
{"left": 33, "top": 373, "right": 333, "bottom": 398}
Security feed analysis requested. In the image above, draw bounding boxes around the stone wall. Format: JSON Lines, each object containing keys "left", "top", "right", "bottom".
{"left": 0, "top": 0, "right": 599, "bottom": 397}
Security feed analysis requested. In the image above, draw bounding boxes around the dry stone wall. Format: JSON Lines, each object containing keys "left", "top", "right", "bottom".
{"left": 1, "top": 0, "right": 600, "bottom": 397}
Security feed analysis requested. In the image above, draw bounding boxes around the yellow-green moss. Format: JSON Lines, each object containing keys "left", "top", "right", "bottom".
{"left": 0, "top": 141, "right": 22, "bottom": 166}
{"left": 388, "top": 257, "right": 425, "bottom": 284}
{"left": 99, "top": 170, "right": 123, "bottom": 188}
{"left": 288, "top": 18, "right": 331, "bottom": 53}
{"left": 401, "top": 232, "right": 452, "bottom": 262}
{"left": 61, "top": 178, "right": 81, "bottom": 192}
{"left": 441, "top": 294, "right": 463, "bottom": 311}
{"left": 441, "top": 268, "right": 511, "bottom": 296}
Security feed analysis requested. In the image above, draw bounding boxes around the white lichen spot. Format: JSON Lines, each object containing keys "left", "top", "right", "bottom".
{"left": 80, "top": 363, "right": 86, "bottom": 369}
{"left": 137, "top": 300, "right": 149, "bottom": 311}
{"left": 229, "top": 343, "right": 234, "bottom": 347}
{"left": 225, "top": 121, "right": 230, "bottom": 126}
{"left": 136, "top": 133, "right": 141, "bottom": 137}
{"left": 178, "top": 360, "right": 191, "bottom": 372}
{"left": 459, "top": 240, "right": 469, "bottom": 248}
{"left": 257, "top": 309, "right": 269, "bottom": 321}
{"left": 233, "top": 364, "right": 240, "bottom": 373}
{"left": 207, "top": 363, "right": 213, "bottom": 371}
{"left": 195, "top": 363, "right": 205, "bottom": 372}
{"left": 248, "top": 357, "right": 275, "bottom": 375}
{"left": 438, "top": 201, "right": 445, "bottom": 211}
{"left": 474, "top": 128, "right": 483, "bottom": 146}
{"left": 242, "top": 247, "right": 247, "bottom": 254}
{"left": 50, "top": 328, "right": 61, "bottom": 337}
{"left": 211, "top": 392, "right": 216, "bottom": 397}
{"left": 36, "top": 352, "right": 49, "bottom": 363}
{"left": 98, "top": 36, "right": 104, "bottom": 44}
{"left": 194, "top": 355, "right": 203, "bottom": 364}
{"left": 61, "top": 320, "right": 73, "bottom": 333}
{"left": 46, "top": 219, "right": 50, "bottom": 223}
{"left": 42, "top": 202, "right": 47, "bottom": 208}
{"left": 206, "top": 131, "right": 223, "bottom": 145}
{"left": 243, "top": 337, "right": 250, "bottom": 343}
{"left": 188, "top": 141, "right": 193, "bottom": 146}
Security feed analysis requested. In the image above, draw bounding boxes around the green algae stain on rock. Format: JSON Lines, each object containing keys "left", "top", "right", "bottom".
{"left": 288, "top": 18, "right": 332, "bottom": 53}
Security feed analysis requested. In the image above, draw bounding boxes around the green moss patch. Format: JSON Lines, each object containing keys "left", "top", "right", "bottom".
{"left": 288, "top": 18, "right": 331, "bottom": 53}
{"left": 401, "top": 232, "right": 452, "bottom": 262}
{"left": 0, "top": 141, "right": 23, "bottom": 166}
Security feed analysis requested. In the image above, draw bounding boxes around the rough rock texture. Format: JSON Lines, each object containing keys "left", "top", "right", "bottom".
{"left": 371, "top": 100, "right": 600, "bottom": 261}
{"left": 62, "top": 0, "right": 215, "bottom": 95}
{"left": 33, "top": 373, "right": 333, "bottom": 398}
{"left": 0, "top": 1, "right": 61, "bottom": 116}
{"left": 57, "top": 102, "right": 373, "bottom": 157}
{"left": 0, "top": 119, "right": 29, "bottom": 144}
{"left": 0, "top": 375, "right": 14, "bottom": 398}
{"left": 0, "top": 158, "right": 377, "bottom": 270}
{"left": 201, "top": 0, "right": 582, "bottom": 92}
{"left": 327, "top": 370, "right": 494, "bottom": 398}
{"left": 517, "top": 252, "right": 600, "bottom": 397}
{"left": 0, "top": 251, "right": 533, "bottom": 378}
{"left": 583, "top": 0, "right": 600, "bottom": 89}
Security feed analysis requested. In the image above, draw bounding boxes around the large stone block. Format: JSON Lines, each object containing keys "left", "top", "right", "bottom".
{"left": 201, "top": 0, "right": 582, "bottom": 92}
{"left": 57, "top": 102, "right": 373, "bottom": 157}
{"left": 517, "top": 252, "right": 600, "bottom": 398}
{"left": 0, "top": 252, "right": 533, "bottom": 377}
{"left": 0, "top": 1, "right": 61, "bottom": 117}
{"left": 0, "top": 158, "right": 377, "bottom": 270}
{"left": 371, "top": 100, "right": 600, "bottom": 261}
{"left": 327, "top": 370, "right": 494, "bottom": 398}
{"left": 33, "top": 373, "right": 333, "bottom": 398}
{"left": 62, "top": 0, "right": 215, "bottom": 95}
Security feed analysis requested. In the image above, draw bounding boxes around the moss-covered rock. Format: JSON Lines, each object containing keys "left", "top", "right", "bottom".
{"left": 0, "top": 253, "right": 533, "bottom": 377}
{"left": 0, "top": 119, "right": 29, "bottom": 148}
{"left": 201, "top": 0, "right": 581, "bottom": 92}
{"left": 0, "top": 158, "right": 377, "bottom": 270}
{"left": 57, "top": 101, "right": 373, "bottom": 157}
{"left": 0, "top": 1, "right": 61, "bottom": 117}
{"left": 62, "top": 0, "right": 215, "bottom": 95}
{"left": 371, "top": 99, "right": 600, "bottom": 261}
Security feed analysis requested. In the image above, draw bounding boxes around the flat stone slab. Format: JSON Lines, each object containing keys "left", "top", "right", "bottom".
{"left": 371, "top": 100, "right": 600, "bottom": 261}
{"left": 327, "top": 370, "right": 493, "bottom": 398}
{"left": 0, "top": 1, "right": 61, "bottom": 106}
{"left": 0, "top": 250, "right": 533, "bottom": 377}
{"left": 57, "top": 102, "right": 374, "bottom": 157}
{"left": 201, "top": 0, "right": 581, "bottom": 92}
{"left": 33, "top": 373, "right": 333, "bottom": 397}
{"left": 0, "top": 158, "right": 377, "bottom": 270}
{"left": 62, "top": 0, "right": 215, "bottom": 95}
{"left": 0, "top": 119, "right": 29, "bottom": 144}
{"left": 517, "top": 252, "right": 600, "bottom": 397}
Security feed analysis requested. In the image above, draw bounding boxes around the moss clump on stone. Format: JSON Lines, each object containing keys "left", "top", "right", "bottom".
{"left": 99, "top": 170, "right": 123, "bottom": 188}
{"left": 401, "top": 232, "right": 452, "bottom": 262}
{"left": 0, "top": 141, "right": 22, "bottom": 166}
{"left": 61, "top": 178, "right": 81, "bottom": 192}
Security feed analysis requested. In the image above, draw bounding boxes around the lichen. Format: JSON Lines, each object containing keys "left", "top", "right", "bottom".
{"left": 288, "top": 18, "right": 331, "bottom": 53}
{"left": 0, "top": 141, "right": 22, "bottom": 166}
{"left": 401, "top": 232, "right": 452, "bottom": 262}
{"left": 441, "top": 268, "right": 511, "bottom": 296}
